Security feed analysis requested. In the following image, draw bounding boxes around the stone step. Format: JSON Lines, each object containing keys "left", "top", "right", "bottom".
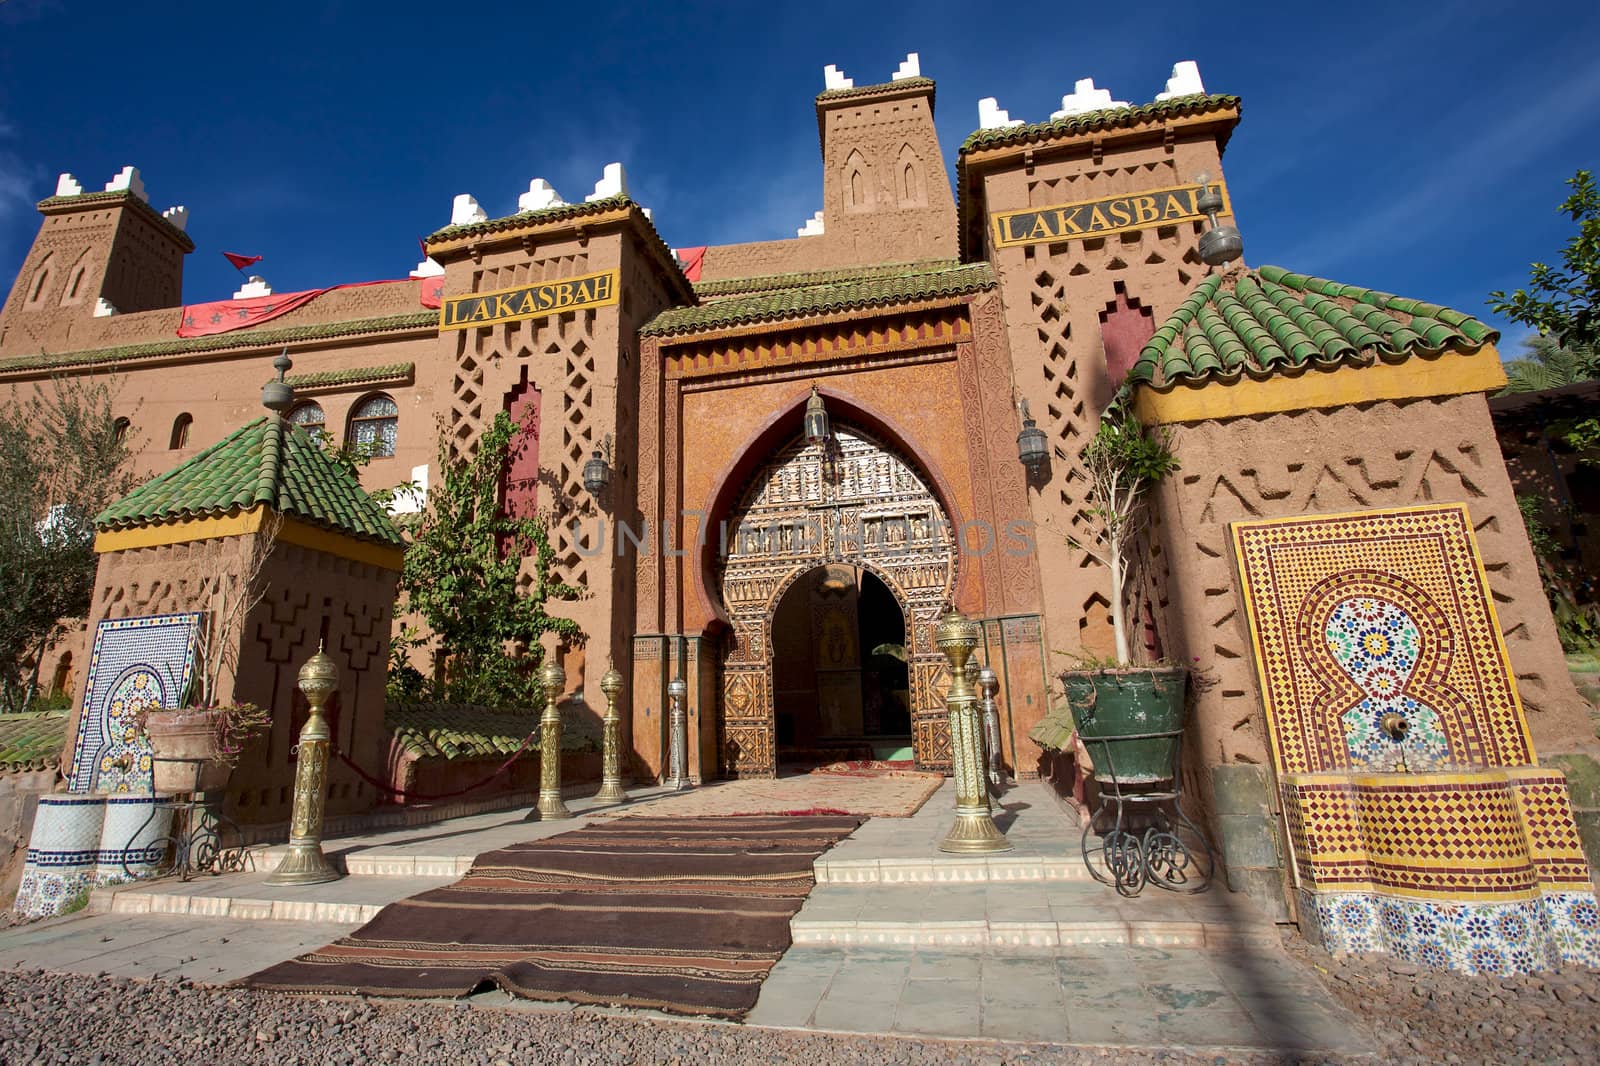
{"left": 252, "top": 846, "right": 474, "bottom": 878}
{"left": 88, "top": 870, "right": 454, "bottom": 925}
{"left": 813, "top": 853, "right": 1096, "bottom": 884}
{"left": 790, "top": 880, "right": 1278, "bottom": 951}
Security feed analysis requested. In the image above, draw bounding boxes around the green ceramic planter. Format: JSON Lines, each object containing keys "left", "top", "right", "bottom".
{"left": 1062, "top": 667, "right": 1188, "bottom": 785}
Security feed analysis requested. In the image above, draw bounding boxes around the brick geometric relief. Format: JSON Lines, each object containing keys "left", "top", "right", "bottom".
{"left": 1230, "top": 503, "right": 1533, "bottom": 777}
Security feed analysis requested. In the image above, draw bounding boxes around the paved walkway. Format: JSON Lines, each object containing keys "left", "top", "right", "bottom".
{"left": 0, "top": 778, "right": 1375, "bottom": 1057}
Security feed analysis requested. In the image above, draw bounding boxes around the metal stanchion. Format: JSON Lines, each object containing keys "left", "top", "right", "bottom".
{"left": 978, "top": 664, "right": 1004, "bottom": 791}
{"left": 537, "top": 658, "right": 572, "bottom": 820}
{"left": 265, "top": 645, "right": 343, "bottom": 885}
{"left": 936, "top": 609, "right": 1012, "bottom": 854}
{"left": 665, "top": 676, "right": 689, "bottom": 790}
{"left": 595, "top": 662, "right": 629, "bottom": 803}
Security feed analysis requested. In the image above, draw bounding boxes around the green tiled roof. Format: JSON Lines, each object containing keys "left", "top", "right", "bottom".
{"left": 816, "top": 76, "right": 935, "bottom": 103}
{"left": 1129, "top": 265, "right": 1500, "bottom": 390}
{"left": 642, "top": 260, "right": 996, "bottom": 337}
{"left": 959, "top": 94, "right": 1240, "bottom": 154}
{"left": 96, "top": 416, "right": 406, "bottom": 547}
{"left": 36, "top": 189, "right": 196, "bottom": 251}
{"left": 426, "top": 193, "right": 630, "bottom": 243}
{"left": 387, "top": 703, "right": 597, "bottom": 760}
{"left": 0, "top": 312, "right": 434, "bottom": 376}
{"left": 694, "top": 259, "right": 959, "bottom": 299}
{"left": 287, "top": 362, "right": 414, "bottom": 390}
{"left": 0, "top": 711, "right": 68, "bottom": 772}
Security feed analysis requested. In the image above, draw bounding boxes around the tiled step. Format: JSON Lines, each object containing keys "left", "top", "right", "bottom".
{"left": 88, "top": 870, "right": 454, "bottom": 925}
{"left": 790, "top": 880, "right": 1278, "bottom": 951}
{"left": 814, "top": 853, "right": 1096, "bottom": 884}
{"left": 252, "top": 847, "right": 474, "bottom": 878}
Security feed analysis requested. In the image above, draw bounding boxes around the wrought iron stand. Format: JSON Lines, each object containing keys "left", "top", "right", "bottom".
{"left": 1079, "top": 728, "right": 1213, "bottom": 897}
{"left": 123, "top": 788, "right": 249, "bottom": 883}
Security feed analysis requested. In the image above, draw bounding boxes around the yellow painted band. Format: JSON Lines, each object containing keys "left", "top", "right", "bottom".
{"left": 1135, "top": 346, "right": 1507, "bottom": 425}
{"left": 94, "top": 506, "right": 404, "bottom": 571}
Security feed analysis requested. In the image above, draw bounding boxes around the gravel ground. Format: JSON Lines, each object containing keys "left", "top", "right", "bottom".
{"left": 0, "top": 968, "right": 1310, "bottom": 1066}
{"left": 1284, "top": 931, "right": 1600, "bottom": 1064}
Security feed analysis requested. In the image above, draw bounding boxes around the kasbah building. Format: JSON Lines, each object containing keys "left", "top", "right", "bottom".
{"left": 3, "top": 54, "right": 1597, "bottom": 942}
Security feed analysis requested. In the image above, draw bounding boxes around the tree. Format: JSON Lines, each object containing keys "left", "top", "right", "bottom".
{"left": 1490, "top": 169, "right": 1600, "bottom": 349}
{"left": 1069, "top": 390, "right": 1179, "bottom": 666}
{"left": 1500, "top": 335, "right": 1599, "bottom": 393}
{"left": 397, "top": 410, "right": 582, "bottom": 707}
{"left": 0, "top": 377, "right": 137, "bottom": 711}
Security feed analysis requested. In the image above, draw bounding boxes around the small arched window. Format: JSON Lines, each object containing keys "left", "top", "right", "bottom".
{"left": 169, "top": 413, "right": 192, "bottom": 450}
{"left": 347, "top": 393, "right": 398, "bottom": 458}
{"left": 112, "top": 417, "right": 130, "bottom": 445}
{"left": 28, "top": 268, "right": 50, "bottom": 304}
{"left": 289, "top": 401, "right": 327, "bottom": 442}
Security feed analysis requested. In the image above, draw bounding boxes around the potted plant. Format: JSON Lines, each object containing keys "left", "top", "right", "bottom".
{"left": 140, "top": 702, "right": 270, "bottom": 793}
{"left": 1050, "top": 389, "right": 1183, "bottom": 785}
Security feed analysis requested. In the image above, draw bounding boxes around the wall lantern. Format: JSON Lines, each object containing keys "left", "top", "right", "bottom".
{"left": 1016, "top": 399, "right": 1048, "bottom": 475}
{"left": 803, "top": 384, "right": 830, "bottom": 446}
{"left": 1194, "top": 172, "right": 1244, "bottom": 267}
{"left": 582, "top": 433, "right": 613, "bottom": 498}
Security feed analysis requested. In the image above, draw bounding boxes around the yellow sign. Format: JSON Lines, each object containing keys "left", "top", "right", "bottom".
{"left": 439, "top": 269, "right": 619, "bottom": 331}
{"left": 990, "top": 182, "right": 1230, "bottom": 249}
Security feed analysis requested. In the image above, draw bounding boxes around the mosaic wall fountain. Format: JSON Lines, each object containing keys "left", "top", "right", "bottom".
{"left": 1231, "top": 503, "right": 1600, "bottom": 975}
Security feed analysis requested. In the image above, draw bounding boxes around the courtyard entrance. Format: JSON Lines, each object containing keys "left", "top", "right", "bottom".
{"left": 716, "top": 423, "right": 957, "bottom": 778}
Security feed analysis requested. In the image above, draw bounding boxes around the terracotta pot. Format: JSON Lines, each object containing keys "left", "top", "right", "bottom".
{"left": 143, "top": 710, "right": 233, "bottom": 793}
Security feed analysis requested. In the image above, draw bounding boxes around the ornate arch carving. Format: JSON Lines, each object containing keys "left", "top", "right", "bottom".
{"left": 716, "top": 424, "right": 956, "bottom": 777}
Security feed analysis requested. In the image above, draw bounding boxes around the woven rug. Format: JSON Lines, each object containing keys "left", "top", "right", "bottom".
{"left": 594, "top": 768, "right": 944, "bottom": 819}
{"left": 244, "top": 815, "right": 859, "bottom": 1018}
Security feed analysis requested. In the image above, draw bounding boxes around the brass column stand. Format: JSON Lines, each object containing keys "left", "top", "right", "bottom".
{"left": 266, "top": 645, "right": 344, "bottom": 885}
{"left": 936, "top": 609, "right": 1012, "bottom": 854}
{"left": 537, "top": 658, "right": 572, "bottom": 819}
{"left": 595, "top": 662, "right": 629, "bottom": 804}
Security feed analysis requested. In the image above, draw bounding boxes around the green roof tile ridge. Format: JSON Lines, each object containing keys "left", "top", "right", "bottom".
{"left": 1260, "top": 279, "right": 1352, "bottom": 361}
{"left": 0, "top": 311, "right": 435, "bottom": 376}
{"left": 816, "top": 76, "right": 935, "bottom": 102}
{"left": 1236, "top": 276, "right": 1320, "bottom": 366}
{"left": 641, "top": 261, "right": 995, "bottom": 337}
{"left": 959, "top": 94, "right": 1239, "bottom": 153}
{"left": 1197, "top": 303, "right": 1251, "bottom": 372}
{"left": 693, "top": 259, "right": 960, "bottom": 298}
{"left": 1215, "top": 290, "right": 1289, "bottom": 370}
{"left": 425, "top": 193, "right": 631, "bottom": 243}
{"left": 286, "top": 362, "right": 414, "bottom": 389}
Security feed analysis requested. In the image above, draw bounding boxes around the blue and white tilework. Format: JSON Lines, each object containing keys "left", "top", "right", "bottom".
{"left": 1303, "top": 889, "right": 1600, "bottom": 976}
{"left": 68, "top": 612, "right": 202, "bottom": 794}
{"left": 95, "top": 795, "right": 173, "bottom": 884}
{"left": 13, "top": 795, "right": 106, "bottom": 919}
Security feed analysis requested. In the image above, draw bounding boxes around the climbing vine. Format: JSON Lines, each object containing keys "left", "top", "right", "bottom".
{"left": 395, "top": 410, "right": 583, "bottom": 707}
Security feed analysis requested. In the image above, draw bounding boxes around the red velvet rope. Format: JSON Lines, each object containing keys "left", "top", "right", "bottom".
{"left": 331, "top": 730, "right": 539, "bottom": 802}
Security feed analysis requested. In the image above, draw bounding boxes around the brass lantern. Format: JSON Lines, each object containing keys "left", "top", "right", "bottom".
{"left": 1017, "top": 399, "right": 1048, "bottom": 475}
{"left": 803, "top": 385, "right": 830, "bottom": 446}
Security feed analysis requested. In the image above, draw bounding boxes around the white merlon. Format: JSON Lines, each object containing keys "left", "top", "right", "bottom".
{"left": 978, "top": 97, "right": 1024, "bottom": 130}
{"left": 55, "top": 173, "right": 83, "bottom": 197}
{"left": 93, "top": 298, "right": 118, "bottom": 317}
{"left": 586, "top": 162, "right": 628, "bottom": 202}
{"left": 234, "top": 275, "right": 272, "bottom": 299}
{"left": 1051, "top": 78, "right": 1129, "bottom": 119}
{"left": 641, "top": 206, "right": 653, "bottom": 221}
{"left": 797, "top": 210, "right": 825, "bottom": 238}
{"left": 387, "top": 464, "right": 430, "bottom": 516}
{"left": 450, "top": 193, "right": 487, "bottom": 225}
{"left": 104, "top": 166, "right": 148, "bottom": 201}
{"left": 823, "top": 64, "right": 853, "bottom": 91}
{"left": 1155, "top": 60, "right": 1205, "bottom": 101}
{"left": 892, "top": 53, "right": 920, "bottom": 81}
{"left": 518, "top": 178, "right": 566, "bottom": 212}
{"left": 161, "top": 206, "right": 188, "bottom": 232}
{"left": 410, "top": 257, "right": 445, "bottom": 278}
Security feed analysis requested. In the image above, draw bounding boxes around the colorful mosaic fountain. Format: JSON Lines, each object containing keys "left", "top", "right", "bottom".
{"left": 1232, "top": 503, "right": 1600, "bottom": 975}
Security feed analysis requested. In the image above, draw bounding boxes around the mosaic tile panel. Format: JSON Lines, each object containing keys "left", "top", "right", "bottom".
{"left": 67, "top": 612, "right": 202, "bottom": 794}
{"left": 1283, "top": 767, "right": 1600, "bottom": 975}
{"left": 12, "top": 795, "right": 105, "bottom": 919}
{"left": 1230, "top": 504, "right": 1531, "bottom": 777}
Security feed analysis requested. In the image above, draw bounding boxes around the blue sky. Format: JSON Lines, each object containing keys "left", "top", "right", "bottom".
{"left": 2, "top": 0, "right": 1595, "bottom": 354}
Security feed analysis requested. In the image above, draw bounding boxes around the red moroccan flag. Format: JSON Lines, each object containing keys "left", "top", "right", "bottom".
{"left": 222, "top": 252, "right": 263, "bottom": 272}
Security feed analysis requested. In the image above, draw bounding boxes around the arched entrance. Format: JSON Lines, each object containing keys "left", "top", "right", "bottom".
{"left": 769, "top": 564, "right": 912, "bottom": 764}
{"left": 716, "top": 424, "right": 956, "bottom": 777}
